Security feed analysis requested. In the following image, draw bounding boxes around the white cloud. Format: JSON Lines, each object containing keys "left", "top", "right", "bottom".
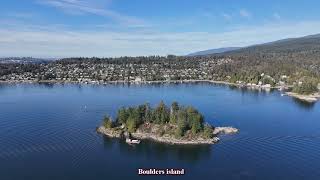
{"left": 273, "top": 13, "right": 281, "bottom": 20}
{"left": 239, "top": 9, "right": 251, "bottom": 18}
{"left": 1, "top": 21, "right": 320, "bottom": 57}
{"left": 38, "top": 0, "right": 145, "bottom": 27}
{"left": 222, "top": 13, "right": 232, "bottom": 21}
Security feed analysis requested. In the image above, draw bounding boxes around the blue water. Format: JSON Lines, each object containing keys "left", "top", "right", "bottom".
{"left": 0, "top": 83, "right": 320, "bottom": 180}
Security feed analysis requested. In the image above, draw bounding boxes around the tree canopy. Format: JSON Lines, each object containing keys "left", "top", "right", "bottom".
{"left": 105, "top": 101, "right": 211, "bottom": 137}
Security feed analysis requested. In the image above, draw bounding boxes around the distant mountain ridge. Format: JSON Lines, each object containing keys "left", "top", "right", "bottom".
{"left": 222, "top": 33, "right": 320, "bottom": 55}
{"left": 187, "top": 47, "right": 242, "bottom": 56}
{"left": 188, "top": 33, "right": 320, "bottom": 57}
{"left": 0, "top": 57, "right": 55, "bottom": 64}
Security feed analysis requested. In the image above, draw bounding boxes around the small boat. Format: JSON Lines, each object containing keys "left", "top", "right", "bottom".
{"left": 126, "top": 138, "right": 140, "bottom": 144}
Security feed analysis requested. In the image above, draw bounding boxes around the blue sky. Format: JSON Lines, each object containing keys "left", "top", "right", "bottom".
{"left": 1, "top": 0, "right": 320, "bottom": 57}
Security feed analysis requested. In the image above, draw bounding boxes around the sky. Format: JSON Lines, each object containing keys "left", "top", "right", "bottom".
{"left": 1, "top": 0, "right": 320, "bottom": 58}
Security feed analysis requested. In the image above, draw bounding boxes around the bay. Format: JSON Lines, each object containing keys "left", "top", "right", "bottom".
{"left": 0, "top": 83, "right": 320, "bottom": 180}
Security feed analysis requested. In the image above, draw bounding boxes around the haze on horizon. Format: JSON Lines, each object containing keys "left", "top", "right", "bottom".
{"left": 1, "top": 0, "right": 320, "bottom": 58}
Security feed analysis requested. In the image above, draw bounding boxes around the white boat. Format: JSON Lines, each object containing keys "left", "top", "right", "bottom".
{"left": 126, "top": 138, "right": 140, "bottom": 144}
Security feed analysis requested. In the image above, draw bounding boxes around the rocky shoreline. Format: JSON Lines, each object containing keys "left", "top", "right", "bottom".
{"left": 285, "top": 92, "right": 320, "bottom": 103}
{"left": 97, "top": 125, "right": 238, "bottom": 145}
{"left": 96, "top": 126, "right": 122, "bottom": 138}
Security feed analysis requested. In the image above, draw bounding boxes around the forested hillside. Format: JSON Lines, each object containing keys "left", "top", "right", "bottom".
{"left": 1, "top": 34, "right": 320, "bottom": 94}
{"left": 215, "top": 34, "right": 320, "bottom": 89}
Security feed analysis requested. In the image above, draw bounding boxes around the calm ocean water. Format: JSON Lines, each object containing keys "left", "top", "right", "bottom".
{"left": 0, "top": 83, "right": 320, "bottom": 180}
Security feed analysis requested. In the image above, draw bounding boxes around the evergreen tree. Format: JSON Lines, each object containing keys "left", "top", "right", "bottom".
{"left": 203, "top": 124, "right": 213, "bottom": 138}
{"left": 176, "top": 109, "right": 188, "bottom": 137}
{"left": 144, "top": 103, "right": 153, "bottom": 122}
{"left": 126, "top": 117, "right": 137, "bottom": 133}
{"left": 117, "top": 107, "right": 128, "bottom": 125}
{"left": 154, "top": 101, "right": 169, "bottom": 124}
{"left": 191, "top": 114, "right": 203, "bottom": 135}
{"left": 103, "top": 115, "right": 113, "bottom": 128}
{"left": 170, "top": 101, "right": 179, "bottom": 124}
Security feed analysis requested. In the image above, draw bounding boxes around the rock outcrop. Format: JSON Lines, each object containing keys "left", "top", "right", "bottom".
{"left": 97, "top": 124, "right": 238, "bottom": 145}
{"left": 213, "top": 127, "right": 239, "bottom": 135}
{"left": 286, "top": 92, "right": 320, "bottom": 103}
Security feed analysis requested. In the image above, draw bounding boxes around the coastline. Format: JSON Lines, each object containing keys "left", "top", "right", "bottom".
{"left": 1, "top": 79, "right": 317, "bottom": 102}
{"left": 0, "top": 79, "right": 284, "bottom": 89}
{"left": 131, "top": 131, "right": 219, "bottom": 145}
{"left": 97, "top": 125, "right": 238, "bottom": 145}
{"left": 0, "top": 79, "right": 238, "bottom": 85}
{"left": 285, "top": 92, "right": 320, "bottom": 103}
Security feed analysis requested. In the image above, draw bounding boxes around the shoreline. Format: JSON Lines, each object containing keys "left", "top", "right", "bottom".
{"left": 97, "top": 125, "right": 238, "bottom": 145}
{"left": 285, "top": 92, "right": 320, "bottom": 103}
{"left": 0, "top": 79, "right": 238, "bottom": 84}
{"left": 1, "top": 79, "right": 317, "bottom": 102}
{"left": 0, "top": 79, "right": 286, "bottom": 89}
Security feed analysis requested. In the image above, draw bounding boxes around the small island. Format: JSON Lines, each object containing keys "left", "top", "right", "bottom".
{"left": 97, "top": 101, "right": 238, "bottom": 145}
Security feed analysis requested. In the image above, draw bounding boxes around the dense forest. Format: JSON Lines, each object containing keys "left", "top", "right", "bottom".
{"left": 103, "top": 101, "right": 214, "bottom": 138}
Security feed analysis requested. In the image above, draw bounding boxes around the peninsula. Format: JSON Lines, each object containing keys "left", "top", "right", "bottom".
{"left": 97, "top": 101, "right": 238, "bottom": 145}
{"left": 284, "top": 80, "right": 320, "bottom": 103}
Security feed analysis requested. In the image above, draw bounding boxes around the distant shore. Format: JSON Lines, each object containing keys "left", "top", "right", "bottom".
{"left": 285, "top": 92, "right": 320, "bottom": 103}
{"left": 0, "top": 79, "right": 238, "bottom": 85}
{"left": 1, "top": 79, "right": 318, "bottom": 102}
{"left": 0, "top": 79, "right": 286, "bottom": 89}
